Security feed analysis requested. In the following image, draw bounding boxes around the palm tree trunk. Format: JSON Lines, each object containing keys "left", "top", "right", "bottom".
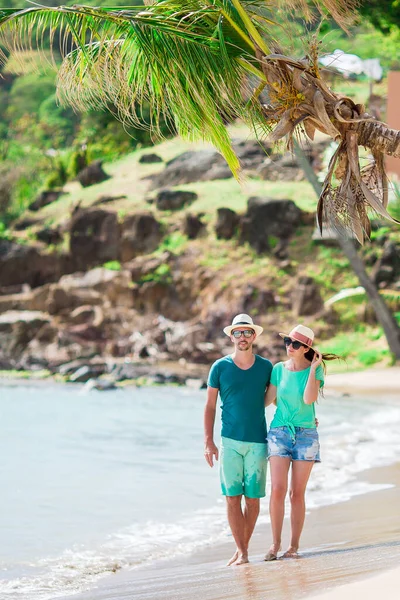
{"left": 294, "top": 140, "right": 400, "bottom": 359}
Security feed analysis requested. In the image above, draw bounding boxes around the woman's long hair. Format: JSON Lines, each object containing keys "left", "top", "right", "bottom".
{"left": 304, "top": 348, "right": 341, "bottom": 371}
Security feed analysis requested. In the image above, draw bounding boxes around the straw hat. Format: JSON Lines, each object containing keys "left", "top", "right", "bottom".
{"left": 223, "top": 313, "right": 263, "bottom": 338}
{"left": 278, "top": 324, "right": 315, "bottom": 348}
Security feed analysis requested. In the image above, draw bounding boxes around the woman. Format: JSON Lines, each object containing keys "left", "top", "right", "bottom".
{"left": 264, "top": 324, "right": 339, "bottom": 560}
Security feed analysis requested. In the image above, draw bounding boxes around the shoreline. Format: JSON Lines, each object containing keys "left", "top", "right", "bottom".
{"left": 59, "top": 462, "right": 400, "bottom": 600}
{"left": 1, "top": 364, "right": 399, "bottom": 393}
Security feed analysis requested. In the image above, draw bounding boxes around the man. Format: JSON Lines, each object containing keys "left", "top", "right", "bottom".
{"left": 204, "top": 313, "right": 272, "bottom": 566}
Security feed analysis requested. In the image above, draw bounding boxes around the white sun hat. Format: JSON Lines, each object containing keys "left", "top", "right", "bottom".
{"left": 223, "top": 313, "right": 263, "bottom": 338}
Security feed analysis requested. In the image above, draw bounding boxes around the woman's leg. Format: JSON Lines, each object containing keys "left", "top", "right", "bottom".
{"left": 285, "top": 460, "right": 314, "bottom": 556}
{"left": 266, "top": 456, "right": 291, "bottom": 559}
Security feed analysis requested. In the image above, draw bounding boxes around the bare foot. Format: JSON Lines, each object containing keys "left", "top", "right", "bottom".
{"left": 227, "top": 550, "right": 239, "bottom": 566}
{"left": 282, "top": 547, "right": 299, "bottom": 559}
{"left": 234, "top": 553, "right": 249, "bottom": 565}
{"left": 264, "top": 543, "right": 281, "bottom": 561}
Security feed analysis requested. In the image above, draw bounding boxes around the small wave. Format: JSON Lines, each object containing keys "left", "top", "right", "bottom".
{"left": 0, "top": 507, "right": 229, "bottom": 600}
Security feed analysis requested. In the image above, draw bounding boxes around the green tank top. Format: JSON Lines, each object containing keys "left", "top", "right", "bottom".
{"left": 269, "top": 361, "right": 324, "bottom": 438}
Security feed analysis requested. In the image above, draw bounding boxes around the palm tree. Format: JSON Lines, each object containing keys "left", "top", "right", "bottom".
{"left": 0, "top": 0, "right": 399, "bottom": 243}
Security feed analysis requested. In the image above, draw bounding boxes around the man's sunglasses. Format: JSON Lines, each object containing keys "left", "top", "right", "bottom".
{"left": 232, "top": 329, "right": 255, "bottom": 339}
{"left": 283, "top": 336, "right": 306, "bottom": 350}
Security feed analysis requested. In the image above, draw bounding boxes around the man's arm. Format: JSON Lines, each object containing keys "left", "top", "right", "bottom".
{"left": 265, "top": 383, "right": 277, "bottom": 407}
{"left": 204, "top": 386, "right": 219, "bottom": 467}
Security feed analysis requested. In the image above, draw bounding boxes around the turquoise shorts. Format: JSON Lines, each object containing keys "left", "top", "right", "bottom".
{"left": 220, "top": 436, "right": 268, "bottom": 498}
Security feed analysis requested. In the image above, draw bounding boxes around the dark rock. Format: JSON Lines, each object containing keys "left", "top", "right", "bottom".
{"left": 110, "top": 362, "right": 139, "bottom": 381}
{"left": 35, "top": 227, "right": 62, "bottom": 245}
{"left": 155, "top": 189, "right": 198, "bottom": 211}
{"left": 0, "top": 310, "right": 50, "bottom": 361}
{"left": 69, "top": 209, "right": 120, "bottom": 269}
{"left": 147, "top": 149, "right": 232, "bottom": 189}
{"left": 215, "top": 208, "right": 240, "bottom": 240}
{"left": 92, "top": 195, "right": 127, "bottom": 207}
{"left": 68, "top": 364, "right": 107, "bottom": 383}
{"left": 291, "top": 276, "right": 324, "bottom": 316}
{"left": 0, "top": 240, "right": 73, "bottom": 288}
{"left": 58, "top": 358, "right": 107, "bottom": 376}
{"left": 139, "top": 153, "right": 163, "bottom": 164}
{"left": 183, "top": 214, "right": 205, "bottom": 239}
{"left": 28, "top": 190, "right": 65, "bottom": 212}
{"left": 76, "top": 160, "right": 110, "bottom": 187}
{"left": 120, "top": 213, "right": 162, "bottom": 262}
{"left": 240, "top": 197, "right": 302, "bottom": 253}
{"left": 12, "top": 217, "right": 42, "bottom": 231}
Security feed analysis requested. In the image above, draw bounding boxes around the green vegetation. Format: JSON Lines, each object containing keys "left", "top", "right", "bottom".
{"left": 103, "top": 260, "right": 122, "bottom": 271}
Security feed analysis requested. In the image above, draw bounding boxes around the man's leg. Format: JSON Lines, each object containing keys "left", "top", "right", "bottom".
{"left": 241, "top": 441, "right": 267, "bottom": 555}
{"left": 244, "top": 497, "right": 260, "bottom": 547}
{"left": 220, "top": 438, "right": 247, "bottom": 566}
{"left": 226, "top": 495, "right": 249, "bottom": 565}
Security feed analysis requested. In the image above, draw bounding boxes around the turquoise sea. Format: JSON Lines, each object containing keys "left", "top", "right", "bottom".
{"left": 0, "top": 381, "right": 399, "bottom": 599}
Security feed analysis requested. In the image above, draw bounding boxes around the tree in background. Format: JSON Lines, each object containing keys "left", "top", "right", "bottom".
{"left": 0, "top": 0, "right": 399, "bottom": 243}
{"left": 359, "top": 0, "right": 400, "bottom": 33}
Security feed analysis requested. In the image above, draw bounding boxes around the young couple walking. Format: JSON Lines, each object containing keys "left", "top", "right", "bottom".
{"left": 204, "top": 313, "right": 338, "bottom": 566}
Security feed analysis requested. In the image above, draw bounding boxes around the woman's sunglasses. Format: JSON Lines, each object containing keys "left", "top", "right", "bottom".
{"left": 232, "top": 329, "right": 255, "bottom": 339}
{"left": 283, "top": 336, "right": 307, "bottom": 350}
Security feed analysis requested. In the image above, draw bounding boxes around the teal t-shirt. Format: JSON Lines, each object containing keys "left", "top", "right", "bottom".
{"left": 208, "top": 354, "right": 273, "bottom": 443}
{"left": 269, "top": 361, "right": 325, "bottom": 437}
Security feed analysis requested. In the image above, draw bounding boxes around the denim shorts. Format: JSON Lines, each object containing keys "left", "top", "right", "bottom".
{"left": 267, "top": 427, "right": 321, "bottom": 462}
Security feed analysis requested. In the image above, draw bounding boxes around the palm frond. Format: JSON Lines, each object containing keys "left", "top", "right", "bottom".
{"left": 0, "top": 1, "right": 398, "bottom": 241}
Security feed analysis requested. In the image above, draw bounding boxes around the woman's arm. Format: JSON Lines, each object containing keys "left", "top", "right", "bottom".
{"left": 265, "top": 383, "right": 277, "bottom": 407}
{"left": 304, "top": 351, "right": 323, "bottom": 405}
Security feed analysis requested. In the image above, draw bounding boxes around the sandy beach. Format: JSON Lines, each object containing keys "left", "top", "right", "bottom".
{"left": 62, "top": 462, "right": 400, "bottom": 600}
{"left": 1, "top": 368, "right": 398, "bottom": 600}
{"left": 55, "top": 367, "right": 400, "bottom": 600}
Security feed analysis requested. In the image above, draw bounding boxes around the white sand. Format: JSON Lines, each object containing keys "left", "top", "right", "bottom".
{"left": 326, "top": 367, "right": 400, "bottom": 395}
{"left": 308, "top": 565, "right": 400, "bottom": 600}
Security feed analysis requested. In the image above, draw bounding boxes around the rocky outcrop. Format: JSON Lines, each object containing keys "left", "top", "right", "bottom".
{"left": 0, "top": 240, "right": 72, "bottom": 288}
{"left": 155, "top": 189, "right": 198, "bottom": 210}
{"left": 148, "top": 149, "right": 232, "bottom": 188}
{"left": 0, "top": 310, "right": 50, "bottom": 364}
{"left": 69, "top": 209, "right": 120, "bottom": 269}
{"left": 35, "top": 226, "right": 62, "bottom": 245}
{"left": 240, "top": 197, "right": 303, "bottom": 254}
{"left": 183, "top": 214, "right": 205, "bottom": 239}
{"left": 76, "top": 160, "right": 110, "bottom": 187}
{"left": 291, "top": 276, "right": 324, "bottom": 316}
{"left": 120, "top": 213, "right": 163, "bottom": 262}
{"left": 215, "top": 208, "right": 240, "bottom": 240}
{"left": 59, "top": 268, "right": 134, "bottom": 307}
{"left": 28, "top": 190, "right": 65, "bottom": 212}
{"left": 139, "top": 153, "right": 163, "bottom": 163}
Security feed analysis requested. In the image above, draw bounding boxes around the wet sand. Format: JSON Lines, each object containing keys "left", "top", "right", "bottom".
{"left": 61, "top": 462, "right": 400, "bottom": 600}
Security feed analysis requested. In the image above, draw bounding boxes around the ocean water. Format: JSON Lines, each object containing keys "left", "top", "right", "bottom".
{"left": 0, "top": 381, "right": 399, "bottom": 600}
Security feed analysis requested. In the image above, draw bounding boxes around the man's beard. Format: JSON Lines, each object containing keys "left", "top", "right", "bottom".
{"left": 238, "top": 342, "right": 250, "bottom": 351}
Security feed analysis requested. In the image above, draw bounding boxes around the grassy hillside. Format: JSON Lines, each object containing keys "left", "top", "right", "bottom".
{"left": 8, "top": 121, "right": 400, "bottom": 373}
